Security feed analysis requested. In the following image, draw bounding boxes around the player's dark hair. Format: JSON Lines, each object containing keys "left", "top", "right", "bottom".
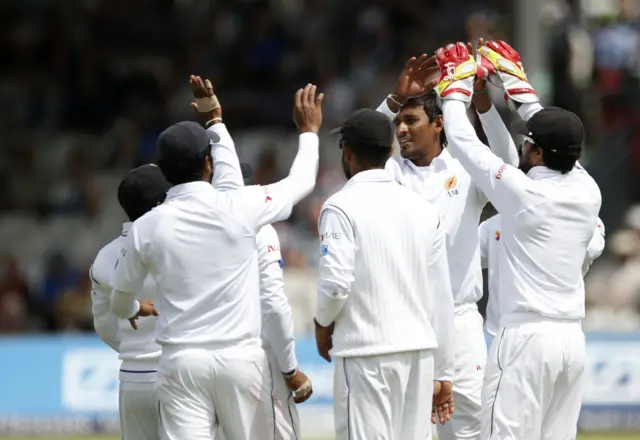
{"left": 403, "top": 90, "right": 447, "bottom": 149}
{"left": 347, "top": 142, "right": 392, "bottom": 169}
{"left": 541, "top": 149, "right": 580, "bottom": 175}
{"left": 157, "top": 151, "right": 211, "bottom": 186}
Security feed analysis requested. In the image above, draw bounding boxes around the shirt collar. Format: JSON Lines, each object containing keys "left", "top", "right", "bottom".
{"left": 122, "top": 222, "right": 132, "bottom": 237}
{"left": 166, "top": 181, "right": 212, "bottom": 199}
{"left": 526, "top": 166, "right": 563, "bottom": 180}
{"left": 403, "top": 148, "right": 450, "bottom": 173}
{"left": 343, "top": 169, "right": 393, "bottom": 190}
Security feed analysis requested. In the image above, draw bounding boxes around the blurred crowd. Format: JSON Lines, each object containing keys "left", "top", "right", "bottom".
{"left": 1, "top": 0, "right": 640, "bottom": 334}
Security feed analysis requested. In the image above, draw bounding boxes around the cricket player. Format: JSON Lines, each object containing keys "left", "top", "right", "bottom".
{"left": 188, "top": 74, "right": 306, "bottom": 439}
{"left": 375, "top": 52, "right": 519, "bottom": 440}
{"left": 90, "top": 164, "right": 170, "bottom": 440}
{"left": 433, "top": 40, "right": 601, "bottom": 440}
{"left": 479, "top": 214, "right": 605, "bottom": 349}
{"left": 109, "top": 83, "right": 324, "bottom": 440}
{"left": 314, "top": 108, "right": 455, "bottom": 439}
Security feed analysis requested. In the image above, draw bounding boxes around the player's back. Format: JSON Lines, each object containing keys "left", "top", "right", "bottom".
{"left": 135, "top": 183, "right": 264, "bottom": 348}
{"left": 323, "top": 170, "right": 442, "bottom": 356}
{"left": 92, "top": 232, "right": 161, "bottom": 363}
{"left": 500, "top": 167, "right": 601, "bottom": 320}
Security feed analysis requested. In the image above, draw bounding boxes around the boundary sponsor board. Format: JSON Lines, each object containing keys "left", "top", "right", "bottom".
{"left": 0, "top": 333, "right": 638, "bottom": 434}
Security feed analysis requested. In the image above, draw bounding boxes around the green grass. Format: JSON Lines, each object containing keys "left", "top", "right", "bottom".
{"left": 1, "top": 435, "right": 639, "bottom": 440}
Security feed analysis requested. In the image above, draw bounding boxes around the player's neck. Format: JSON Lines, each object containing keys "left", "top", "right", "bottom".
{"left": 411, "top": 146, "right": 442, "bottom": 167}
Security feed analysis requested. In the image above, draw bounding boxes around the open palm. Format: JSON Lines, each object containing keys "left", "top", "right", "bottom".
{"left": 395, "top": 54, "right": 439, "bottom": 98}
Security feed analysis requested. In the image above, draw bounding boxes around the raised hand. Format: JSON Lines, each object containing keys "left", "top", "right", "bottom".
{"left": 292, "top": 83, "right": 324, "bottom": 134}
{"left": 189, "top": 75, "right": 222, "bottom": 123}
{"left": 467, "top": 39, "right": 493, "bottom": 113}
{"left": 434, "top": 42, "right": 478, "bottom": 107}
{"left": 388, "top": 54, "right": 440, "bottom": 111}
{"left": 476, "top": 40, "right": 538, "bottom": 112}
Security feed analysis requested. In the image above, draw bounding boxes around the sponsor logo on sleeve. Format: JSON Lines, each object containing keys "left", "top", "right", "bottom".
{"left": 495, "top": 164, "right": 506, "bottom": 180}
{"left": 267, "top": 245, "right": 280, "bottom": 253}
{"left": 321, "top": 232, "right": 342, "bottom": 241}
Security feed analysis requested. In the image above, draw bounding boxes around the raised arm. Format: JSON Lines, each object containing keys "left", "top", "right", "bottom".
{"left": 188, "top": 75, "right": 244, "bottom": 191}
{"left": 235, "top": 84, "right": 322, "bottom": 232}
{"left": 434, "top": 42, "right": 534, "bottom": 216}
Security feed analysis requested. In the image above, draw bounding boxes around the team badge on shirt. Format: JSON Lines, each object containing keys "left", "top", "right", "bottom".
{"left": 495, "top": 230, "right": 500, "bottom": 241}
{"left": 264, "top": 187, "right": 272, "bottom": 203}
{"left": 445, "top": 175, "right": 458, "bottom": 197}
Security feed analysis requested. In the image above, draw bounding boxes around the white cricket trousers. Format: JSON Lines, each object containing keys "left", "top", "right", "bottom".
{"left": 216, "top": 346, "right": 301, "bottom": 440}
{"left": 155, "top": 342, "right": 275, "bottom": 440}
{"left": 481, "top": 313, "right": 585, "bottom": 440}
{"left": 437, "top": 305, "right": 486, "bottom": 440}
{"left": 333, "top": 349, "right": 434, "bottom": 440}
{"left": 119, "top": 370, "right": 159, "bottom": 440}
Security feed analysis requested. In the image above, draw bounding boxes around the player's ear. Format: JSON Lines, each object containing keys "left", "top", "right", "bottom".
{"left": 433, "top": 115, "right": 444, "bottom": 133}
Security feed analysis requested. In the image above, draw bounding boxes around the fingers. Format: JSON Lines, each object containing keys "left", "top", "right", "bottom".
{"left": 152, "top": 307, "right": 159, "bottom": 317}
{"left": 191, "top": 102, "right": 199, "bottom": 112}
{"left": 204, "top": 79, "right": 214, "bottom": 97}
{"left": 293, "top": 388, "right": 313, "bottom": 404}
{"left": 315, "top": 92, "right": 325, "bottom": 106}
{"left": 418, "top": 55, "right": 436, "bottom": 72}
{"left": 403, "top": 56, "right": 417, "bottom": 70}
{"left": 478, "top": 37, "right": 485, "bottom": 47}
{"left": 128, "top": 317, "right": 138, "bottom": 330}
{"left": 435, "top": 47, "right": 446, "bottom": 64}
{"left": 307, "top": 84, "right": 317, "bottom": 106}
{"left": 294, "top": 88, "right": 303, "bottom": 109}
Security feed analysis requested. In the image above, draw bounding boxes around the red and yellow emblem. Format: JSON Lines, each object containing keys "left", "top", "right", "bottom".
{"left": 495, "top": 230, "right": 501, "bottom": 241}
{"left": 445, "top": 175, "right": 457, "bottom": 191}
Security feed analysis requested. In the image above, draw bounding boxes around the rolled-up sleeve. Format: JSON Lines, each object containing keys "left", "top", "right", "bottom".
{"left": 315, "top": 206, "right": 356, "bottom": 327}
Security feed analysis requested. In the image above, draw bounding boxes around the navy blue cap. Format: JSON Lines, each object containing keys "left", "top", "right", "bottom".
{"left": 330, "top": 108, "right": 393, "bottom": 149}
{"left": 157, "top": 121, "right": 215, "bottom": 162}
{"left": 512, "top": 107, "right": 583, "bottom": 156}
{"left": 118, "top": 164, "right": 171, "bottom": 221}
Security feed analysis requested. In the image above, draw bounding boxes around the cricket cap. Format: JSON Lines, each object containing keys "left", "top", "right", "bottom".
{"left": 330, "top": 108, "right": 394, "bottom": 149}
{"left": 157, "top": 121, "right": 218, "bottom": 162}
{"left": 512, "top": 107, "right": 583, "bottom": 157}
{"left": 118, "top": 164, "right": 172, "bottom": 221}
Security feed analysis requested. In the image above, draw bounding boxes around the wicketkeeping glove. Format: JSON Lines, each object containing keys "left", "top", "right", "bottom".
{"left": 476, "top": 40, "right": 539, "bottom": 113}
{"left": 435, "top": 42, "right": 478, "bottom": 108}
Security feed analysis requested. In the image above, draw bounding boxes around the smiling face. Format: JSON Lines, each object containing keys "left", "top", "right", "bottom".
{"left": 394, "top": 104, "right": 444, "bottom": 165}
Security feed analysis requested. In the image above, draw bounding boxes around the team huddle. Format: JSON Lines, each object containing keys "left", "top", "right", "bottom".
{"left": 90, "top": 39, "right": 604, "bottom": 440}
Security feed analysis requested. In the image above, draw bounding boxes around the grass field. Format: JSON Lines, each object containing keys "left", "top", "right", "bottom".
{"left": 1, "top": 435, "right": 639, "bottom": 440}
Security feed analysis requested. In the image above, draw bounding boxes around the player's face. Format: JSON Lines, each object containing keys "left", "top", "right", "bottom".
{"left": 394, "top": 105, "right": 443, "bottom": 163}
{"left": 518, "top": 138, "right": 541, "bottom": 174}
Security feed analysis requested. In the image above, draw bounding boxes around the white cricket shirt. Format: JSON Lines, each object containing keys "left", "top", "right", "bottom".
{"left": 444, "top": 100, "right": 602, "bottom": 321}
{"left": 377, "top": 101, "right": 518, "bottom": 308}
{"left": 90, "top": 223, "right": 161, "bottom": 370}
{"left": 207, "top": 122, "right": 297, "bottom": 373}
{"left": 479, "top": 214, "right": 606, "bottom": 336}
{"left": 315, "top": 169, "right": 454, "bottom": 380}
{"left": 109, "top": 131, "right": 319, "bottom": 347}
